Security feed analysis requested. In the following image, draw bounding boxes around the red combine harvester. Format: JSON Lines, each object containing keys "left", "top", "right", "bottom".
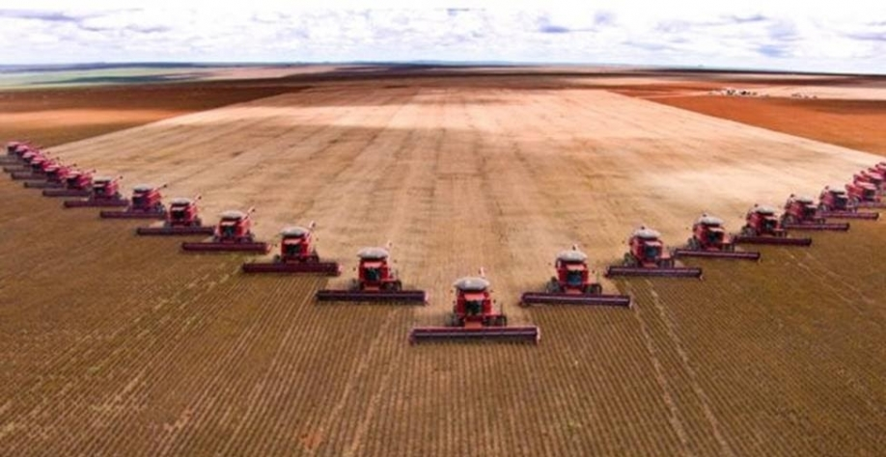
{"left": 181, "top": 208, "right": 269, "bottom": 253}
{"left": 817, "top": 186, "right": 879, "bottom": 220}
{"left": 63, "top": 176, "right": 128, "bottom": 208}
{"left": 856, "top": 170, "right": 884, "bottom": 192}
{"left": 2, "top": 141, "right": 30, "bottom": 164}
{"left": 606, "top": 227, "right": 703, "bottom": 278}
{"left": 520, "top": 246, "right": 631, "bottom": 307}
{"left": 780, "top": 195, "right": 849, "bottom": 231}
{"left": 23, "top": 162, "right": 78, "bottom": 189}
{"left": 10, "top": 154, "right": 54, "bottom": 180}
{"left": 316, "top": 245, "right": 425, "bottom": 302}
{"left": 242, "top": 222, "right": 341, "bottom": 275}
{"left": 846, "top": 179, "right": 885, "bottom": 209}
{"left": 410, "top": 271, "right": 540, "bottom": 344}
{"left": 673, "top": 214, "right": 761, "bottom": 260}
{"left": 4, "top": 149, "right": 45, "bottom": 173}
{"left": 733, "top": 205, "right": 812, "bottom": 246}
{"left": 42, "top": 169, "right": 95, "bottom": 197}
{"left": 136, "top": 196, "right": 215, "bottom": 236}
{"left": 100, "top": 184, "right": 168, "bottom": 219}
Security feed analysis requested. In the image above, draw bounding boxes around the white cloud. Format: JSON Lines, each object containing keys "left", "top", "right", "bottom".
{"left": 0, "top": 2, "right": 883, "bottom": 73}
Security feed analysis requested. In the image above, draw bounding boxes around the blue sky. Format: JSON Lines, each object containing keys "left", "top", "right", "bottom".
{"left": 0, "top": 0, "right": 883, "bottom": 73}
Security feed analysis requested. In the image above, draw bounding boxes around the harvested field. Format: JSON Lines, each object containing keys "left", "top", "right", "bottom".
{"left": 2, "top": 68, "right": 886, "bottom": 456}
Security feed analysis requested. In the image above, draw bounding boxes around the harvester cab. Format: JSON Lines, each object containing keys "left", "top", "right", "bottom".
{"left": 855, "top": 170, "right": 884, "bottom": 192}
{"left": 782, "top": 195, "right": 822, "bottom": 224}
{"left": 355, "top": 247, "right": 401, "bottom": 291}
{"left": 409, "top": 271, "right": 540, "bottom": 344}
{"left": 819, "top": 186, "right": 851, "bottom": 211}
{"left": 742, "top": 205, "right": 783, "bottom": 237}
{"left": 846, "top": 181, "right": 880, "bottom": 204}
{"left": 520, "top": 246, "right": 631, "bottom": 307}
{"left": 241, "top": 222, "right": 341, "bottom": 275}
{"left": 605, "top": 226, "right": 703, "bottom": 278}
{"left": 181, "top": 207, "right": 269, "bottom": 252}
{"left": 91, "top": 176, "right": 122, "bottom": 199}
{"left": 130, "top": 184, "right": 166, "bottom": 212}
{"left": 168, "top": 197, "right": 201, "bottom": 226}
{"left": 278, "top": 224, "right": 319, "bottom": 262}
{"left": 674, "top": 215, "right": 760, "bottom": 260}
{"left": 99, "top": 183, "right": 168, "bottom": 219}
{"left": 215, "top": 209, "right": 255, "bottom": 242}
{"left": 315, "top": 244, "right": 425, "bottom": 302}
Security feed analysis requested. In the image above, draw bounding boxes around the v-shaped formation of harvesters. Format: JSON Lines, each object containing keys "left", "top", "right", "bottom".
{"left": 5, "top": 140, "right": 885, "bottom": 345}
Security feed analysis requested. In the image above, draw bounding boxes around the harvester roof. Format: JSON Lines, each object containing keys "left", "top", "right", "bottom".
{"left": 169, "top": 197, "right": 193, "bottom": 205}
{"left": 697, "top": 215, "right": 724, "bottom": 226}
{"left": 281, "top": 226, "right": 311, "bottom": 237}
{"left": 753, "top": 205, "right": 777, "bottom": 215}
{"left": 93, "top": 176, "right": 113, "bottom": 183}
{"left": 357, "top": 247, "right": 390, "bottom": 260}
{"left": 857, "top": 181, "right": 877, "bottom": 189}
{"left": 556, "top": 249, "right": 588, "bottom": 262}
{"left": 453, "top": 277, "right": 490, "bottom": 292}
{"left": 794, "top": 196, "right": 814, "bottom": 204}
{"left": 133, "top": 184, "right": 154, "bottom": 192}
{"left": 827, "top": 187, "right": 847, "bottom": 195}
{"left": 632, "top": 228, "right": 661, "bottom": 240}
{"left": 220, "top": 210, "right": 247, "bottom": 220}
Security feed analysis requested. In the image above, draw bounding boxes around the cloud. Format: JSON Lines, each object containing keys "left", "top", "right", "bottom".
{"left": 0, "top": 5, "right": 883, "bottom": 73}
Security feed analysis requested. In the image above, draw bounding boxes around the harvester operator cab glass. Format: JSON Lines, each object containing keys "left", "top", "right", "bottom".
{"left": 171, "top": 209, "right": 185, "bottom": 220}
{"left": 864, "top": 188, "right": 875, "bottom": 199}
{"left": 364, "top": 267, "right": 381, "bottom": 282}
{"left": 284, "top": 241, "right": 301, "bottom": 256}
{"left": 644, "top": 244, "right": 660, "bottom": 260}
{"left": 464, "top": 299, "right": 483, "bottom": 316}
{"left": 221, "top": 224, "right": 236, "bottom": 238}
{"left": 566, "top": 269, "right": 583, "bottom": 286}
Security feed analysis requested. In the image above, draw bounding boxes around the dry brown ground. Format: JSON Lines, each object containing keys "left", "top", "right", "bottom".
{"left": 1, "top": 69, "right": 885, "bottom": 456}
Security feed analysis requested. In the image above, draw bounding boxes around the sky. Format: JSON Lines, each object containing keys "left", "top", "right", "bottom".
{"left": 0, "top": 0, "right": 884, "bottom": 73}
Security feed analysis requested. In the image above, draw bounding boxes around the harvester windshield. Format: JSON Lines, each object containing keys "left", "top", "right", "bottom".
{"left": 566, "top": 269, "right": 583, "bottom": 286}
{"left": 707, "top": 230, "right": 723, "bottom": 244}
{"left": 644, "top": 244, "right": 660, "bottom": 260}
{"left": 464, "top": 296, "right": 484, "bottom": 315}
{"left": 220, "top": 224, "right": 236, "bottom": 237}
{"left": 364, "top": 266, "right": 382, "bottom": 282}
{"left": 864, "top": 188, "right": 876, "bottom": 199}
{"left": 283, "top": 240, "right": 302, "bottom": 256}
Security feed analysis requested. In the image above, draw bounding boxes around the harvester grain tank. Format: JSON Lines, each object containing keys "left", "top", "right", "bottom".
{"left": 733, "top": 205, "right": 812, "bottom": 246}
{"left": 672, "top": 214, "right": 760, "bottom": 260}
{"left": 181, "top": 207, "right": 269, "bottom": 252}
{"left": 605, "top": 226, "right": 703, "bottom": 278}
{"left": 100, "top": 184, "right": 168, "bottom": 219}
{"left": 410, "top": 271, "right": 540, "bottom": 344}
{"left": 63, "top": 176, "right": 128, "bottom": 208}
{"left": 242, "top": 222, "right": 341, "bottom": 275}
{"left": 135, "top": 195, "right": 215, "bottom": 236}
{"left": 316, "top": 245, "right": 424, "bottom": 302}
{"left": 520, "top": 246, "right": 631, "bottom": 307}
{"left": 780, "top": 195, "right": 849, "bottom": 231}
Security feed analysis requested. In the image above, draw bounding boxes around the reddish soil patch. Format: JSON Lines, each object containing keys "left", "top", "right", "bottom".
{"left": 0, "top": 82, "right": 307, "bottom": 146}
{"left": 649, "top": 96, "right": 886, "bottom": 156}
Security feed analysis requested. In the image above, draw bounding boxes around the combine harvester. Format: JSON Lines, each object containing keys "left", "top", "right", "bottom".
{"left": 847, "top": 176, "right": 885, "bottom": 209}
{"left": 672, "top": 214, "right": 760, "bottom": 261}
{"left": 23, "top": 162, "right": 78, "bottom": 189}
{"left": 520, "top": 246, "right": 630, "bottom": 307}
{"left": 817, "top": 186, "right": 879, "bottom": 220}
{"left": 1, "top": 141, "right": 31, "bottom": 165}
{"left": 100, "top": 184, "right": 167, "bottom": 219}
{"left": 410, "top": 270, "right": 540, "bottom": 344}
{"left": 733, "top": 205, "right": 812, "bottom": 246}
{"left": 42, "top": 169, "right": 95, "bottom": 198}
{"left": 606, "top": 226, "right": 703, "bottom": 278}
{"left": 63, "top": 176, "right": 128, "bottom": 208}
{"left": 136, "top": 195, "right": 215, "bottom": 236}
{"left": 10, "top": 154, "right": 55, "bottom": 180}
{"left": 780, "top": 195, "right": 850, "bottom": 231}
{"left": 316, "top": 244, "right": 424, "bottom": 302}
{"left": 4, "top": 149, "right": 45, "bottom": 173}
{"left": 181, "top": 207, "right": 269, "bottom": 253}
{"left": 242, "top": 222, "right": 341, "bottom": 275}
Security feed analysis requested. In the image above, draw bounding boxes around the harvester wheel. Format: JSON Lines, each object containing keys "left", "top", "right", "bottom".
{"left": 446, "top": 313, "right": 461, "bottom": 327}
{"left": 688, "top": 237, "right": 700, "bottom": 250}
{"left": 782, "top": 214, "right": 796, "bottom": 224}
{"left": 586, "top": 284, "right": 603, "bottom": 295}
{"left": 545, "top": 278, "right": 559, "bottom": 293}
{"left": 725, "top": 243, "right": 735, "bottom": 252}
{"left": 623, "top": 253, "right": 637, "bottom": 267}
{"left": 493, "top": 315, "right": 508, "bottom": 327}
{"left": 659, "top": 258, "right": 675, "bottom": 268}
{"left": 740, "top": 226, "right": 755, "bottom": 237}
{"left": 391, "top": 280, "right": 402, "bottom": 291}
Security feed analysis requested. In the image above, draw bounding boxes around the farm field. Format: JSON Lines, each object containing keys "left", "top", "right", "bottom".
{"left": 2, "top": 67, "right": 886, "bottom": 456}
